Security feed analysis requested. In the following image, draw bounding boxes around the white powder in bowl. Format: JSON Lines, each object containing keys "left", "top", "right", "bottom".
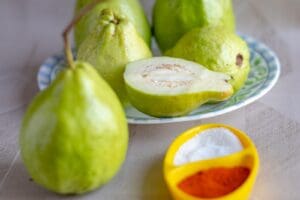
{"left": 173, "top": 128, "right": 244, "bottom": 166}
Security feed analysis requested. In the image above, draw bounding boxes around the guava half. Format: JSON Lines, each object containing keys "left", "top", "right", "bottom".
{"left": 124, "top": 57, "right": 233, "bottom": 117}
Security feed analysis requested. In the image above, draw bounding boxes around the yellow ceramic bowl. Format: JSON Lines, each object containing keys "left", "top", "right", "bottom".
{"left": 164, "top": 124, "right": 260, "bottom": 200}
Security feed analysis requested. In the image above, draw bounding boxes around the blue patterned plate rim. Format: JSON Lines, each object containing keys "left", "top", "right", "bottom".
{"left": 38, "top": 34, "right": 281, "bottom": 124}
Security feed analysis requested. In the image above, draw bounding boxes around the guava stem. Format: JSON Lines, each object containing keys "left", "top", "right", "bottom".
{"left": 62, "top": 0, "right": 107, "bottom": 69}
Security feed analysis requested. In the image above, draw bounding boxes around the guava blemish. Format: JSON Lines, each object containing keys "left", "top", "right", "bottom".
{"left": 110, "top": 18, "right": 120, "bottom": 25}
{"left": 236, "top": 54, "right": 244, "bottom": 67}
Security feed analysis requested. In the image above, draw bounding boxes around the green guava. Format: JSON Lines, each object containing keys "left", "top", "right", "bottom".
{"left": 20, "top": 61, "right": 128, "bottom": 194}
{"left": 153, "top": 0, "right": 235, "bottom": 52}
{"left": 77, "top": 9, "right": 152, "bottom": 106}
{"left": 74, "top": 0, "right": 151, "bottom": 47}
{"left": 166, "top": 27, "right": 250, "bottom": 92}
{"left": 124, "top": 57, "right": 233, "bottom": 117}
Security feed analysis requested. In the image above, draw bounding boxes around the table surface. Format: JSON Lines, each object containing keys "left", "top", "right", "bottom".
{"left": 0, "top": 0, "right": 300, "bottom": 199}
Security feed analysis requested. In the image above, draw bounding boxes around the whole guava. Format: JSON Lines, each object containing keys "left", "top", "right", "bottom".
{"left": 77, "top": 9, "right": 152, "bottom": 106}
{"left": 20, "top": 62, "right": 128, "bottom": 194}
{"left": 166, "top": 27, "right": 250, "bottom": 92}
{"left": 153, "top": 0, "right": 235, "bottom": 52}
{"left": 75, "top": 0, "right": 151, "bottom": 47}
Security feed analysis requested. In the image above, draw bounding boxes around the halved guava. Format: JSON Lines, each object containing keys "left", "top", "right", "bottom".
{"left": 124, "top": 57, "right": 233, "bottom": 117}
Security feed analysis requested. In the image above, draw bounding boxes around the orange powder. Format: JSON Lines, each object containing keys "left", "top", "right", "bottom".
{"left": 178, "top": 167, "right": 250, "bottom": 198}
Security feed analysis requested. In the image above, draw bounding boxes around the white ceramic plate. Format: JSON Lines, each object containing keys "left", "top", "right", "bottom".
{"left": 38, "top": 35, "right": 280, "bottom": 124}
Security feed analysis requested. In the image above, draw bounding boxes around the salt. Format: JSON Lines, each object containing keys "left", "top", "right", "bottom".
{"left": 174, "top": 128, "right": 244, "bottom": 166}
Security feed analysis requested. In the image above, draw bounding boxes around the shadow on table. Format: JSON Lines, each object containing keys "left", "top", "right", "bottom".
{"left": 141, "top": 154, "right": 172, "bottom": 200}
{"left": 0, "top": 159, "right": 107, "bottom": 200}
{"left": 0, "top": 160, "right": 59, "bottom": 199}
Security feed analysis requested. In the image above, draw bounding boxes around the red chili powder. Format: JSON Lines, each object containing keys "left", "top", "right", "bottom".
{"left": 178, "top": 167, "right": 250, "bottom": 198}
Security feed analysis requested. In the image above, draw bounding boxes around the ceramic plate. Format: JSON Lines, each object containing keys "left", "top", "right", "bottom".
{"left": 38, "top": 35, "right": 280, "bottom": 124}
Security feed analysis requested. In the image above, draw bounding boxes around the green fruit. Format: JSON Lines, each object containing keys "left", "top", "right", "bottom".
{"left": 166, "top": 27, "right": 250, "bottom": 92}
{"left": 77, "top": 9, "right": 152, "bottom": 106}
{"left": 75, "top": 0, "right": 151, "bottom": 47}
{"left": 20, "top": 62, "right": 128, "bottom": 194}
{"left": 153, "top": 0, "right": 235, "bottom": 52}
{"left": 124, "top": 57, "right": 233, "bottom": 117}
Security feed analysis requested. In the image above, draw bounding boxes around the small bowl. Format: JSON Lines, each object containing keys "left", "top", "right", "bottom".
{"left": 164, "top": 124, "right": 260, "bottom": 200}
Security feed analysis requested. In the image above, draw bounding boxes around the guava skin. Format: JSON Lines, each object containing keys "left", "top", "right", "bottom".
{"left": 125, "top": 81, "right": 233, "bottom": 118}
{"left": 74, "top": 0, "right": 151, "bottom": 48}
{"left": 153, "top": 0, "right": 235, "bottom": 52}
{"left": 166, "top": 27, "right": 250, "bottom": 92}
{"left": 77, "top": 10, "right": 152, "bottom": 106}
{"left": 20, "top": 62, "right": 128, "bottom": 194}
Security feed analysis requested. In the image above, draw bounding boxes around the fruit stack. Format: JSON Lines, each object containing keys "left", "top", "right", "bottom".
{"left": 19, "top": 0, "right": 251, "bottom": 195}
